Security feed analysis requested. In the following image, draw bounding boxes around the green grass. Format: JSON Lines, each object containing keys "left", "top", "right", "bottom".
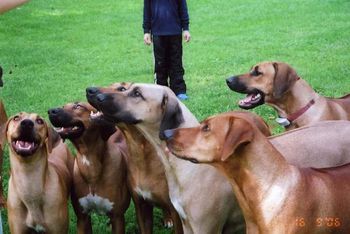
{"left": 0, "top": 0, "right": 350, "bottom": 233}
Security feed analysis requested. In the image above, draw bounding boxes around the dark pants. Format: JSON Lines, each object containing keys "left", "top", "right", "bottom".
{"left": 153, "top": 35, "right": 186, "bottom": 95}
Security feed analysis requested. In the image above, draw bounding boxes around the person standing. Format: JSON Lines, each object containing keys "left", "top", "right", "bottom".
{"left": 143, "top": 0, "right": 191, "bottom": 100}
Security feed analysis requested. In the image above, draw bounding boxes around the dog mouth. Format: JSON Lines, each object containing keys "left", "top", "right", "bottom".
{"left": 238, "top": 90, "right": 265, "bottom": 109}
{"left": 166, "top": 145, "right": 200, "bottom": 164}
{"left": 90, "top": 110, "right": 103, "bottom": 120}
{"left": 11, "top": 138, "right": 39, "bottom": 157}
{"left": 53, "top": 122, "right": 84, "bottom": 139}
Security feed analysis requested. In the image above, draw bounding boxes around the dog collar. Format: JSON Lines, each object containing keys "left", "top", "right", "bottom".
{"left": 276, "top": 99, "right": 315, "bottom": 127}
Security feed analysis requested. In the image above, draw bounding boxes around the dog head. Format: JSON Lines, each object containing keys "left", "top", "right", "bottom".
{"left": 163, "top": 112, "right": 266, "bottom": 163}
{"left": 48, "top": 102, "right": 116, "bottom": 141}
{"left": 6, "top": 112, "right": 60, "bottom": 158}
{"left": 86, "top": 83, "right": 184, "bottom": 140}
{"left": 226, "top": 62, "right": 299, "bottom": 109}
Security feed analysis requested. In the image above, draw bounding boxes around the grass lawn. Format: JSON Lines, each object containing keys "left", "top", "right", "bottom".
{"left": 0, "top": 0, "right": 350, "bottom": 233}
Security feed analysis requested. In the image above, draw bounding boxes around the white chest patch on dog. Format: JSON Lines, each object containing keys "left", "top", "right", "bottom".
{"left": 78, "top": 193, "right": 114, "bottom": 215}
{"left": 135, "top": 187, "right": 153, "bottom": 200}
{"left": 81, "top": 155, "right": 91, "bottom": 166}
{"left": 261, "top": 184, "right": 288, "bottom": 224}
{"left": 171, "top": 197, "right": 187, "bottom": 220}
{"left": 29, "top": 224, "right": 46, "bottom": 233}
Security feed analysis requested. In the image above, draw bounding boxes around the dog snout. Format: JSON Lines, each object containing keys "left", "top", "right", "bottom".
{"left": 163, "top": 129, "right": 175, "bottom": 140}
{"left": 226, "top": 76, "right": 236, "bottom": 86}
{"left": 226, "top": 76, "right": 247, "bottom": 93}
{"left": 48, "top": 108, "right": 62, "bottom": 116}
{"left": 96, "top": 93, "right": 111, "bottom": 103}
{"left": 86, "top": 87, "right": 100, "bottom": 96}
{"left": 20, "top": 119, "right": 34, "bottom": 130}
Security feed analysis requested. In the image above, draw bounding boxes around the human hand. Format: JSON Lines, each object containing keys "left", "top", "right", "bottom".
{"left": 144, "top": 33, "right": 152, "bottom": 45}
{"left": 183, "top": 30, "right": 191, "bottom": 42}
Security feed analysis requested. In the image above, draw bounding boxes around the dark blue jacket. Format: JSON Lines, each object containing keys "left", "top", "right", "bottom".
{"left": 143, "top": 0, "right": 189, "bottom": 36}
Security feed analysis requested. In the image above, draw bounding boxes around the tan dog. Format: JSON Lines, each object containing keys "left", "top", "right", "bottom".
{"left": 0, "top": 100, "right": 7, "bottom": 207}
{"left": 87, "top": 83, "right": 184, "bottom": 234}
{"left": 86, "top": 83, "right": 245, "bottom": 234}
{"left": 0, "top": 67, "right": 7, "bottom": 207}
{"left": 164, "top": 112, "right": 350, "bottom": 233}
{"left": 48, "top": 102, "right": 130, "bottom": 234}
{"left": 6, "top": 112, "right": 73, "bottom": 233}
{"left": 226, "top": 61, "right": 350, "bottom": 129}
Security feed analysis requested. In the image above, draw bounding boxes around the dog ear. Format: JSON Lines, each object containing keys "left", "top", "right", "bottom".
{"left": 272, "top": 62, "right": 299, "bottom": 99}
{"left": 46, "top": 125, "right": 61, "bottom": 154}
{"left": 159, "top": 93, "right": 184, "bottom": 140}
{"left": 221, "top": 118, "right": 253, "bottom": 161}
{"left": 1, "top": 115, "right": 13, "bottom": 151}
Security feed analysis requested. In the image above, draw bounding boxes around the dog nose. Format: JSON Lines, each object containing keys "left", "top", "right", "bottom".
{"left": 20, "top": 119, "right": 34, "bottom": 129}
{"left": 48, "top": 108, "right": 61, "bottom": 116}
{"left": 97, "top": 93, "right": 109, "bottom": 103}
{"left": 226, "top": 76, "right": 237, "bottom": 86}
{"left": 86, "top": 87, "right": 99, "bottom": 95}
{"left": 163, "top": 129, "right": 174, "bottom": 140}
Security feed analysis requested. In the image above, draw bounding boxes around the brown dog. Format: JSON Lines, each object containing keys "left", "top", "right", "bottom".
{"left": 87, "top": 83, "right": 246, "bottom": 234}
{"left": 48, "top": 102, "right": 130, "bottom": 234}
{"left": 87, "top": 83, "right": 184, "bottom": 234}
{"left": 6, "top": 112, "right": 73, "bottom": 234}
{"left": 226, "top": 61, "right": 350, "bottom": 129}
{"left": 164, "top": 112, "right": 350, "bottom": 233}
{"left": 0, "top": 100, "right": 7, "bottom": 208}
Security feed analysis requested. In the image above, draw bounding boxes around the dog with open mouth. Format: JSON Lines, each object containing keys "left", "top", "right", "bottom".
{"left": 226, "top": 61, "right": 350, "bottom": 129}
{"left": 6, "top": 112, "right": 73, "bottom": 234}
{"left": 163, "top": 112, "right": 350, "bottom": 234}
{"left": 48, "top": 102, "right": 130, "bottom": 233}
{"left": 86, "top": 83, "right": 184, "bottom": 234}
{"left": 86, "top": 83, "right": 246, "bottom": 234}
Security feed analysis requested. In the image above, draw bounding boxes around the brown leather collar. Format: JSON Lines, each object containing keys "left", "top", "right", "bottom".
{"left": 287, "top": 99, "right": 315, "bottom": 122}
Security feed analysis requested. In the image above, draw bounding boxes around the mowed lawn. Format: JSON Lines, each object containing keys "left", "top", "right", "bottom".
{"left": 0, "top": 0, "right": 350, "bottom": 233}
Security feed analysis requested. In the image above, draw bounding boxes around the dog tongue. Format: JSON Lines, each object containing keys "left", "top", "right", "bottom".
{"left": 16, "top": 140, "right": 34, "bottom": 150}
{"left": 238, "top": 93, "right": 261, "bottom": 105}
{"left": 239, "top": 94, "right": 255, "bottom": 105}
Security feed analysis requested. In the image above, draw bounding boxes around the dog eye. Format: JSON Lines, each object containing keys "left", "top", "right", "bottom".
{"left": 117, "top": 87, "right": 126, "bottom": 92}
{"left": 13, "top": 115, "right": 20, "bottom": 121}
{"left": 251, "top": 70, "right": 262, "bottom": 76}
{"left": 36, "top": 118, "right": 44, "bottom": 125}
{"left": 73, "top": 104, "right": 82, "bottom": 110}
{"left": 133, "top": 91, "right": 141, "bottom": 97}
{"left": 202, "top": 124, "right": 210, "bottom": 132}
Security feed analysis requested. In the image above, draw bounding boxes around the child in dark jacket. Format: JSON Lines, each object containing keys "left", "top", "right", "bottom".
{"left": 143, "top": 0, "right": 190, "bottom": 100}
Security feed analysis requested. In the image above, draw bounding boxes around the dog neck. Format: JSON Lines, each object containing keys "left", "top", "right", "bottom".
{"left": 216, "top": 130, "right": 299, "bottom": 232}
{"left": 10, "top": 147, "right": 49, "bottom": 223}
{"left": 70, "top": 127, "right": 108, "bottom": 184}
{"left": 269, "top": 79, "right": 319, "bottom": 125}
{"left": 134, "top": 103, "right": 201, "bottom": 222}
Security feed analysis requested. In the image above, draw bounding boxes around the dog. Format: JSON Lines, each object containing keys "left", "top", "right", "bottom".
{"left": 226, "top": 61, "right": 350, "bottom": 129}
{"left": 0, "top": 100, "right": 7, "bottom": 208}
{"left": 48, "top": 102, "right": 130, "bottom": 233}
{"left": 6, "top": 112, "right": 73, "bottom": 233}
{"left": 0, "top": 67, "right": 7, "bottom": 207}
{"left": 86, "top": 83, "right": 184, "bottom": 234}
{"left": 164, "top": 112, "right": 350, "bottom": 233}
{"left": 86, "top": 83, "right": 246, "bottom": 234}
